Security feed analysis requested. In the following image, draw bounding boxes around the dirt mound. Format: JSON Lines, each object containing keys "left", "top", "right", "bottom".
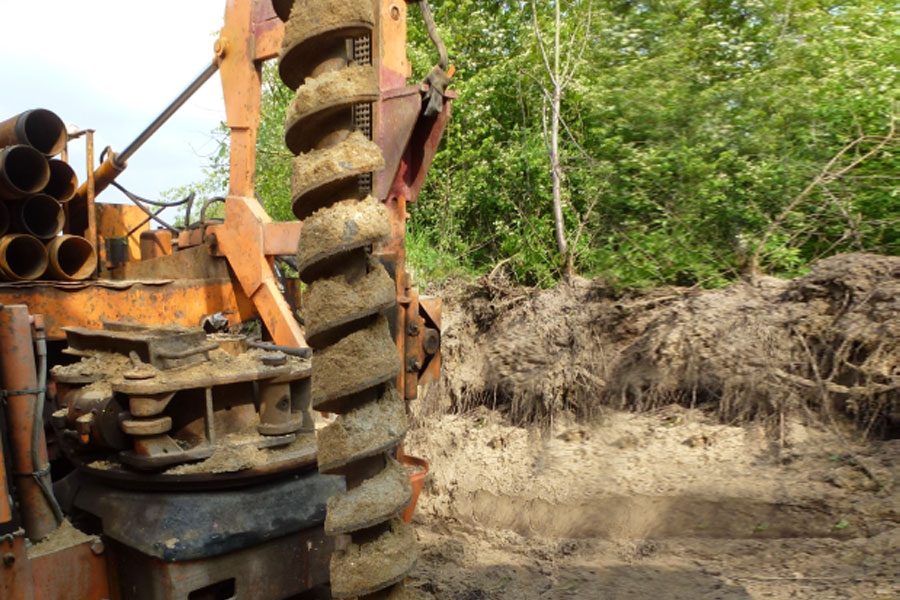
{"left": 424, "top": 253, "right": 899, "bottom": 437}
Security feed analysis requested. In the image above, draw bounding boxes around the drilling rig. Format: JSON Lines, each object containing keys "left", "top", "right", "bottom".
{"left": 0, "top": 0, "right": 450, "bottom": 598}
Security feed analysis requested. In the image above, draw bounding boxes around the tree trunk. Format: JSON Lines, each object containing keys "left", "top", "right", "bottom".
{"left": 550, "top": 1, "right": 572, "bottom": 280}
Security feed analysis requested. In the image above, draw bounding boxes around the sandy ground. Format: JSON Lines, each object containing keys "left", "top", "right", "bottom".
{"left": 404, "top": 405, "right": 899, "bottom": 599}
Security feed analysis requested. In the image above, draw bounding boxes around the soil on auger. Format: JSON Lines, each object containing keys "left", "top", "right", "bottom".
{"left": 400, "top": 252, "right": 899, "bottom": 600}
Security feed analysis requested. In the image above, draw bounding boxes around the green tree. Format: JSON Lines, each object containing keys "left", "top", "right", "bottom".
{"left": 175, "top": 0, "right": 898, "bottom": 288}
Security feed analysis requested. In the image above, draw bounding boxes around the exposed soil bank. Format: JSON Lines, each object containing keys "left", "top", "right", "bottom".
{"left": 402, "top": 254, "right": 899, "bottom": 599}
{"left": 420, "top": 253, "right": 899, "bottom": 436}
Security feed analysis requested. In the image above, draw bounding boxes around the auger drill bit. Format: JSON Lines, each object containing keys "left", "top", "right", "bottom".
{"left": 276, "top": 1, "right": 417, "bottom": 597}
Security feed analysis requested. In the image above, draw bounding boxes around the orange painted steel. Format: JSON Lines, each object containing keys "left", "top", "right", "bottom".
{"left": 96, "top": 202, "right": 149, "bottom": 266}
{"left": 1, "top": 536, "right": 35, "bottom": 600}
{"left": 217, "top": 194, "right": 308, "bottom": 348}
{"left": 0, "top": 278, "right": 256, "bottom": 340}
{"left": 0, "top": 305, "right": 58, "bottom": 541}
{"left": 218, "top": 0, "right": 261, "bottom": 200}
{"left": 213, "top": 0, "right": 308, "bottom": 350}
{"left": 29, "top": 538, "right": 111, "bottom": 600}
{"left": 0, "top": 424, "right": 12, "bottom": 526}
{"left": 398, "top": 453, "right": 428, "bottom": 524}
{"left": 140, "top": 229, "right": 173, "bottom": 260}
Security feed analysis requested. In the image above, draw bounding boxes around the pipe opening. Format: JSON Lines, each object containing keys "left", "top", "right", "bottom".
{"left": 1, "top": 145, "right": 50, "bottom": 196}
{"left": 44, "top": 159, "right": 78, "bottom": 202}
{"left": 51, "top": 236, "right": 96, "bottom": 280}
{"left": 21, "top": 109, "right": 67, "bottom": 156}
{"left": 1, "top": 235, "right": 48, "bottom": 280}
{"left": 19, "top": 194, "right": 64, "bottom": 239}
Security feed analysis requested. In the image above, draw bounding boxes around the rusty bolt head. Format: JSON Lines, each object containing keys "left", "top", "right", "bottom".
{"left": 90, "top": 539, "right": 105, "bottom": 555}
{"left": 407, "top": 321, "right": 421, "bottom": 337}
{"left": 2, "top": 552, "right": 14, "bottom": 567}
{"left": 407, "top": 357, "right": 421, "bottom": 373}
{"left": 423, "top": 329, "right": 441, "bottom": 355}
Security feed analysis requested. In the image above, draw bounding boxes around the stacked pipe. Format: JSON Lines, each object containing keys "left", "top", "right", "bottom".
{"left": 277, "top": 1, "right": 417, "bottom": 598}
{"left": 0, "top": 109, "right": 97, "bottom": 281}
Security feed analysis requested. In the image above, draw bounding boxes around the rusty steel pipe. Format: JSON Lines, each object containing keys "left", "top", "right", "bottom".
{"left": 43, "top": 158, "right": 78, "bottom": 202}
{"left": 0, "top": 144, "right": 50, "bottom": 200}
{"left": 0, "top": 109, "right": 67, "bottom": 156}
{"left": 0, "top": 305, "right": 59, "bottom": 541}
{"left": 46, "top": 235, "right": 97, "bottom": 281}
{"left": 0, "top": 234, "right": 49, "bottom": 281}
{"left": 0, "top": 201, "right": 8, "bottom": 236}
{"left": 11, "top": 194, "right": 65, "bottom": 239}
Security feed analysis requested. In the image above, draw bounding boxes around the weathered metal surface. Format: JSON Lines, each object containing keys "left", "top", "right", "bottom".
{"left": 0, "top": 399, "right": 15, "bottom": 528}
{"left": 64, "top": 468, "right": 340, "bottom": 561}
{"left": 0, "top": 145, "right": 50, "bottom": 201}
{"left": 0, "top": 202, "right": 8, "bottom": 236}
{"left": 139, "top": 229, "right": 173, "bottom": 260}
{"left": 0, "top": 109, "right": 67, "bottom": 156}
{"left": 0, "top": 234, "right": 48, "bottom": 281}
{"left": 217, "top": 195, "right": 309, "bottom": 348}
{"left": 53, "top": 322, "right": 313, "bottom": 471}
{"left": 219, "top": 0, "right": 260, "bottom": 199}
{"left": 252, "top": 0, "right": 286, "bottom": 59}
{"left": 0, "top": 306, "right": 58, "bottom": 541}
{"left": 0, "top": 535, "right": 34, "bottom": 600}
{"left": 380, "top": 0, "right": 412, "bottom": 86}
{"left": 63, "top": 386, "right": 128, "bottom": 449}
{"left": 29, "top": 535, "right": 110, "bottom": 600}
{"left": 373, "top": 89, "right": 421, "bottom": 202}
{"left": 0, "top": 277, "right": 257, "bottom": 340}
{"left": 106, "top": 527, "right": 331, "bottom": 599}
{"left": 9, "top": 194, "right": 64, "bottom": 240}
{"left": 45, "top": 235, "right": 97, "bottom": 281}
{"left": 418, "top": 295, "right": 442, "bottom": 385}
{"left": 387, "top": 89, "right": 454, "bottom": 205}
{"left": 42, "top": 159, "right": 77, "bottom": 203}
{"left": 62, "top": 322, "right": 213, "bottom": 370}
{"left": 96, "top": 202, "right": 149, "bottom": 267}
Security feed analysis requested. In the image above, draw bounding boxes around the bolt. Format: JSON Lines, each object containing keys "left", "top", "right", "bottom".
{"left": 407, "top": 322, "right": 420, "bottom": 337}
{"left": 261, "top": 352, "right": 287, "bottom": 367}
{"left": 390, "top": 4, "right": 401, "bottom": 20}
{"left": 407, "top": 358, "right": 421, "bottom": 373}
{"left": 214, "top": 38, "right": 229, "bottom": 59}
{"left": 2, "top": 552, "right": 14, "bottom": 566}
{"left": 90, "top": 540, "right": 105, "bottom": 556}
{"left": 423, "top": 329, "right": 441, "bottom": 355}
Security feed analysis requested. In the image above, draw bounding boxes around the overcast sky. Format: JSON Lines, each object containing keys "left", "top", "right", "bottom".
{"left": 0, "top": 1, "right": 228, "bottom": 209}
